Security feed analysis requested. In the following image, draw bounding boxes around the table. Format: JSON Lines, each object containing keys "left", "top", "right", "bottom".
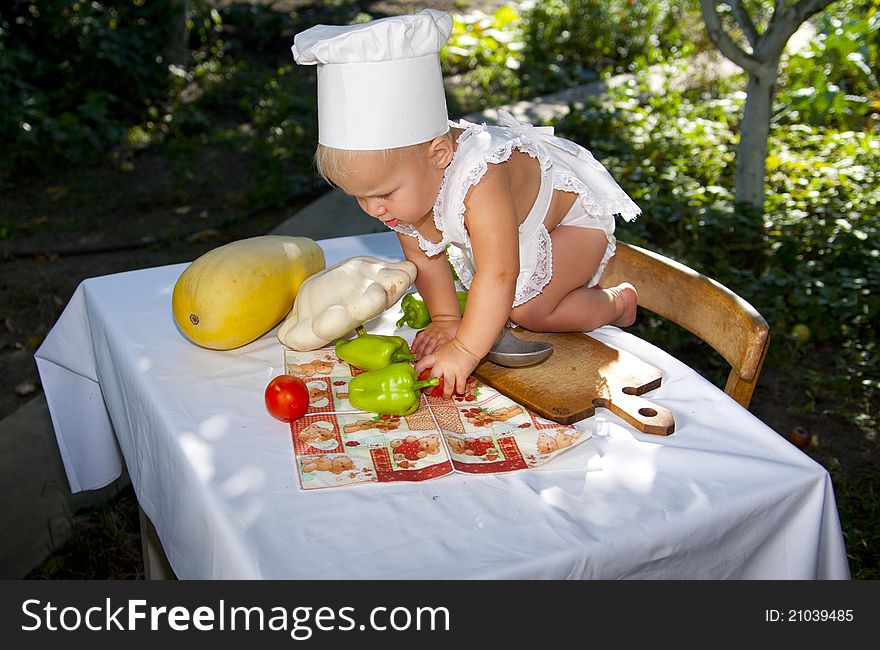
{"left": 35, "top": 232, "right": 850, "bottom": 579}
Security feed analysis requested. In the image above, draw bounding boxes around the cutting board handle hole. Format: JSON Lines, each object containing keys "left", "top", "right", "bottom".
{"left": 639, "top": 407, "right": 658, "bottom": 417}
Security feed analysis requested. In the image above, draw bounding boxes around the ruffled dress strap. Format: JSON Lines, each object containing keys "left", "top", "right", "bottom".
{"left": 496, "top": 109, "right": 641, "bottom": 223}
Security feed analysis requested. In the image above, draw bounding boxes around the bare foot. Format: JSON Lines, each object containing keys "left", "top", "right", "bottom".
{"left": 609, "top": 282, "right": 638, "bottom": 327}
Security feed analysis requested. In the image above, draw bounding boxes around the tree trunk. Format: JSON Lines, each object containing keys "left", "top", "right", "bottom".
{"left": 162, "top": 0, "right": 190, "bottom": 69}
{"left": 699, "top": 0, "right": 838, "bottom": 221}
{"left": 735, "top": 63, "right": 779, "bottom": 215}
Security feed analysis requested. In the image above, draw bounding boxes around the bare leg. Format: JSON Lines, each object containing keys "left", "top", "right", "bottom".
{"left": 511, "top": 226, "right": 637, "bottom": 332}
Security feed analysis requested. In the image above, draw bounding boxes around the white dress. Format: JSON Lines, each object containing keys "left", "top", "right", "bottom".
{"left": 391, "top": 110, "right": 640, "bottom": 306}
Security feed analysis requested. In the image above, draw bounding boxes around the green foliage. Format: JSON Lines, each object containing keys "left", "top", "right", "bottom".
{"left": 244, "top": 64, "right": 319, "bottom": 207}
{"left": 553, "top": 62, "right": 878, "bottom": 432}
{"left": 832, "top": 466, "right": 880, "bottom": 579}
{"left": 145, "top": 0, "right": 373, "bottom": 207}
{"left": 443, "top": 5, "right": 523, "bottom": 75}
{"left": 441, "top": 5, "right": 526, "bottom": 114}
{"left": 519, "top": 0, "right": 691, "bottom": 92}
{"left": 0, "top": 0, "right": 177, "bottom": 174}
{"left": 778, "top": 4, "right": 879, "bottom": 131}
{"left": 0, "top": 1, "right": 365, "bottom": 203}
{"left": 442, "top": 1, "right": 693, "bottom": 115}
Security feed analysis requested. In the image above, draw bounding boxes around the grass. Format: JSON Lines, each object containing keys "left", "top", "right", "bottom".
{"left": 833, "top": 468, "right": 880, "bottom": 580}
{"left": 25, "top": 486, "right": 144, "bottom": 580}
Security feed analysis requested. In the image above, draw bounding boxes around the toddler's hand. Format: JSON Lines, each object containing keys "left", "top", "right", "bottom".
{"left": 411, "top": 319, "right": 459, "bottom": 358}
{"left": 414, "top": 340, "right": 478, "bottom": 399}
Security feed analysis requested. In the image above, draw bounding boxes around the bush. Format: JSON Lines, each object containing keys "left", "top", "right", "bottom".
{"left": 519, "top": 0, "right": 690, "bottom": 92}
{"left": 778, "top": 2, "right": 879, "bottom": 131}
{"left": 0, "top": 0, "right": 178, "bottom": 175}
{"left": 442, "top": 0, "right": 693, "bottom": 115}
{"left": 552, "top": 64, "right": 879, "bottom": 426}
{"left": 441, "top": 5, "right": 526, "bottom": 115}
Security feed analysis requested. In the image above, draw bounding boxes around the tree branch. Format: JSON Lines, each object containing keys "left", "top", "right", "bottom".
{"left": 768, "top": 1, "right": 787, "bottom": 33}
{"left": 758, "top": 0, "right": 837, "bottom": 59}
{"left": 728, "top": 0, "right": 760, "bottom": 48}
{"left": 699, "top": 0, "right": 765, "bottom": 73}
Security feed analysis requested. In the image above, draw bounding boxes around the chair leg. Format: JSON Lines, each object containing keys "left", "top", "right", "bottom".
{"left": 724, "top": 335, "right": 770, "bottom": 409}
{"left": 725, "top": 371, "right": 758, "bottom": 408}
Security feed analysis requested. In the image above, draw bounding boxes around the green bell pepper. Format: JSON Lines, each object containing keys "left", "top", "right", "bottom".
{"left": 347, "top": 362, "right": 440, "bottom": 415}
{"left": 396, "top": 291, "right": 468, "bottom": 329}
{"left": 335, "top": 327, "right": 417, "bottom": 371}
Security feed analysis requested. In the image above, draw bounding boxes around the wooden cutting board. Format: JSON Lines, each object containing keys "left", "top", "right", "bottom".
{"left": 474, "top": 331, "right": 675, "bottom": 435}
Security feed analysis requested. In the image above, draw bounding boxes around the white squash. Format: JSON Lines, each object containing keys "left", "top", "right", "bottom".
{"left": 278, "top": 256, "right": 417, "bottom": 350}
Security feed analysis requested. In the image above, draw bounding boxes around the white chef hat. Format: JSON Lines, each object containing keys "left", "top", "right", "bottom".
{"left": 292, "top": 9, "right": 453, "bottom": 150}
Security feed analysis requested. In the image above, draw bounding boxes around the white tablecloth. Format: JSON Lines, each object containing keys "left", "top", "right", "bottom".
{"left": 35, "top": 232, "right": 850, "bottom": 579}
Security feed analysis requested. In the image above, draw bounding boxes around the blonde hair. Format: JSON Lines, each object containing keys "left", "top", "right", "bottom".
{"left": 314, "top": 131, "right": 454, "bottom": 187}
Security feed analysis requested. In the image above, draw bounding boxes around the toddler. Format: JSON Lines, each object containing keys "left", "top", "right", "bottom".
{"left": 293, "top": 9, "right": 639, "bottom": 397}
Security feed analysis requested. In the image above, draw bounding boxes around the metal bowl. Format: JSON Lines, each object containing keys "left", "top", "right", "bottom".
{"left": 485, "top": 327, "right": 553, "bottom": 368}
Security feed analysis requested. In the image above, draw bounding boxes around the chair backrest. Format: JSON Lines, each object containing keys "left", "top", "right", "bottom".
{"left": 597, "top": 241, "right": 770, "bottom": 408}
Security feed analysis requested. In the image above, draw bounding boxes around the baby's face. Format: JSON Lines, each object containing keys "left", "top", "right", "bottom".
{"left": 334, "top": 148, "right": 443, "bottom": 230}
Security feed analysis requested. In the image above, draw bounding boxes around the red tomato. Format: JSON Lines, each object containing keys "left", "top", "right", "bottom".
{"left": 417, "top": 368, "right": 445, "bottom": 398}
{"left": 264, "top": 375, "right": 309, "bottom": 422}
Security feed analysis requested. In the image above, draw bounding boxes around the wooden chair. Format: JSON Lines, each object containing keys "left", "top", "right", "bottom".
{"left": 597, "top": 241, "right": 770, "bottom": 408}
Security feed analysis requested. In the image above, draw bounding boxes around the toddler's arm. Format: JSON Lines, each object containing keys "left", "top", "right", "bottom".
{"left": 397, "top": 233, "right": 463, "bottom": 357}
{"left": 415, "top": 164, "right": 520, "bottom": 395}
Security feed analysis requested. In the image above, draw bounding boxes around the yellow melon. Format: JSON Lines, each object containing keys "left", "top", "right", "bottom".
{"left": 172, "top": 235, "right": 325, "bottom": 350}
